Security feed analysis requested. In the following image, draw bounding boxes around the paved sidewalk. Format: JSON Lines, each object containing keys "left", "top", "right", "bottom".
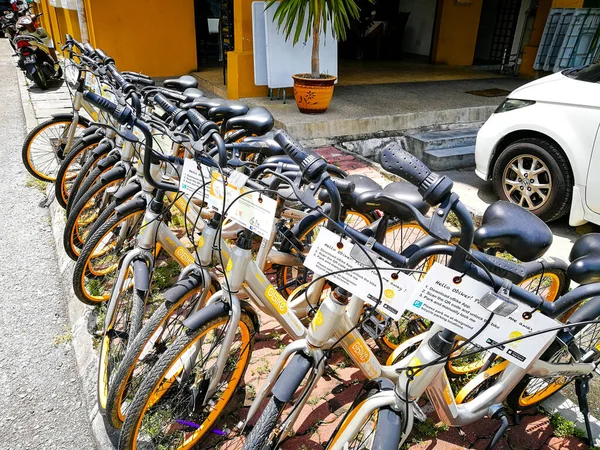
{"left": 13, "top": 50, "right": 598, "bottom": 449}
{"left": 0, "top": 40, "right": 95, "bottom": 449}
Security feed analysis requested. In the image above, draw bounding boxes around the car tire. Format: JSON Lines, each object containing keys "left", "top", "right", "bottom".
{"left": 492, "top": 137, "right": 572, "bottom": 222}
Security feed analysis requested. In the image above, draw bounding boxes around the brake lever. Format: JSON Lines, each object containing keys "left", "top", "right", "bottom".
{"left": 90, "top": 121, "right": 139, "bottom": 143}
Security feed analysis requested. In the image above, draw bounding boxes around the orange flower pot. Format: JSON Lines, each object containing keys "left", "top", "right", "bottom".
{"left": 292, "top": 74, "right": 336, "bottom": 114}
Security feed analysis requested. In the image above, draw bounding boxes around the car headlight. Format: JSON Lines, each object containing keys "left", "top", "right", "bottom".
{"left": 495, "top": 99, "right": 536, "bottom": 113}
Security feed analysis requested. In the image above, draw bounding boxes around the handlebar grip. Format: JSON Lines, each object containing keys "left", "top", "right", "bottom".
{"left": 273, "top": 130, "right": 328, "bottom": 183}
{"left": 187, "top": 109, "right": 219, "bottom": 134}
{"left": 83, "top": 42, "right": 95, "bottom": 57}
{"left": 107, "top": 65, "right": 134, "bottom": 93}
{"left": 154, "top": 93, "right": 177, "bottom": 115}
{"left": 95, "top": 48, "right": 114, "bottom": 65}
{"left": 83, "top": 91, "right": 133, "bottom": 125}
{"left": 122, "top": 71, "right": 152, "bottom": 80}
{"left": 380, "top": 142, "right": 453, "bottom": 206}
{"left": 124, "top": 74, "right": 155, "bottom": 87}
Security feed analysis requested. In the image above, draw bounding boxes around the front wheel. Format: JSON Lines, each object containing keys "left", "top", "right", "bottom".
{"left": 243, "top": 397, "right": 286, "bottom": 450}
{"left": 118, "top": 310, "right": 255, "bottom": 450}
{"left": 492, "top": 138, "right": 573, "bottom": 222}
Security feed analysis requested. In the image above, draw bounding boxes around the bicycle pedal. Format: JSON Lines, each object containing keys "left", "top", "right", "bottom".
{"left": 361, "top": 314, "right": 389, "bottom": 340}
{"left": 412, "top": 402, "right": 427, "bottom": 423}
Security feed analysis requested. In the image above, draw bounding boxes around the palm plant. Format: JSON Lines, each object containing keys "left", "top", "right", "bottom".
{"left": 266, "top": 0, "right": 363, "bottom": 78}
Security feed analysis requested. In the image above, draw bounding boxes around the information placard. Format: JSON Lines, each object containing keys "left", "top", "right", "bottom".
{"left": 408, "top": 263, "right": 559, "bottom": 369}
{"left": 304, "top": 228, "right": 417, "bottom": 320}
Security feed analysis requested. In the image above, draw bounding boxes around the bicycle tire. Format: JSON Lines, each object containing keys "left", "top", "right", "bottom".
{"left": 54, "top": 135, "right": 102, "bottom": 208}
{"left": 63, "top": 171, "right": 125, "bottom": 261}
{"left": 21, "top": 116, "right": 87, "bottom": 181}
{"left": 72, "top": 204, "right": 145, "bottom": 305}
{"left": 105, "top": 275, "right": 215, "bottom": 428}
{"left": 98, "top": 276, "right": 146, "bottom": 414}
{"left": 242, "top": 396, "right": 285, "bottom": 450}
{"left": 118, "top": 310, "right": 255, "bottom": 449}
{"left": 66, "top": 149, "right": 111, "bottom": 216}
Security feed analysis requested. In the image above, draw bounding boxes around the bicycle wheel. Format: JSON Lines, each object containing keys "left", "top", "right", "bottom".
{"left": 54, "top": 136, "right": 102, "bottom": 208}
{"left": 63, "top": 171, "right": 125, "bottom": 261}
{"left": 507, "top": 317, "right": 600, "bottom": 411}
{"left": 243, "top": 396, "right": 286, "bottom": 450}
{"left": 119, "top": 310, "right": 255, "bottom": 449}
{"left": 325, "top": 386, "right": 404, "bottom": 450}
{"left": 66, "top": 148, "right": 113, "bottom": 216}
{"left": 98, "top": 269, "right": 146, "bottom": 414}
{"left": 21, "top": 116, "right": 87, "bottom": 181}
{"left": 105, "top": 275, "right": 219, "bottom": 429}
{"left": 72, "top": 204, "right": 145, "bottom": 305}
{"left": 276, "top": 210, "right": 375, "bottom": 297}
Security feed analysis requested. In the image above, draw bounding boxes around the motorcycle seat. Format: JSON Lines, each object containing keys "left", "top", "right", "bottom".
{"left": 183, "top": 88, "right": 204, "bottom": 103}
{"left": 473, "top": 201, "right": 552, "bottom": 262}
{"left": 225, "top": 107, "right": 274, "bottom": 135}
{"left": 567, "top": 234, "right": 600, "bottom": 285}
{"left": 163, "top": 75, "right": 198, "bottom": 92}
{"left": 208, "top": 101, "right": 250, "bottom": 123}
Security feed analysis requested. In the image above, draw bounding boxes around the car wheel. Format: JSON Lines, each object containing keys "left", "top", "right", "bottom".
{"left": 492, "top": 137, "right": 572, "bottom": 222}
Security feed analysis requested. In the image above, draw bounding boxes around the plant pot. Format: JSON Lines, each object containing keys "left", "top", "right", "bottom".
{"left": 292, "top": 74, "right": 336, "bottom": 114}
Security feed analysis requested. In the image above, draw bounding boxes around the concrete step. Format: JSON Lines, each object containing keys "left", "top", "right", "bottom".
{"left": 405, "top": 128, "right": 479, "bottom": 159}
{"left": 423, "top": 145, "right": 475, "bottom": 171}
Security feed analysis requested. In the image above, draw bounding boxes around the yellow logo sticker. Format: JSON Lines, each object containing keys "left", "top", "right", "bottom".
{"left": 197, "top": 236, "right": 204, "bottom": 248}
{"left": 384, "top": 289, "right": 395, "bottom": 299}
{"left": 349, "top": 339, "right": 371, "bottom": 364}
{"left": 265, "top": 285, "right": 288, "bottom": 314}
{"left": 408, "top": 357, "right": 423, "bottom": 376}
{"left": 443, "top": 384, "right": 453, "bottom": 405}
{"left": 311, "top": 310, "right": 324, "bottom": 331}
{"left": 174, "top": 247, "right": 194, "bottom": 266}
{"left": 226, "top": 259, "right": 233, "bottom": 273}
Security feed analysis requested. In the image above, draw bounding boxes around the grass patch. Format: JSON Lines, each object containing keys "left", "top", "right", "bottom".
{"left": 550, "top": 413, "right": 588, "bottom": 439}
{"left": 26, "top": 177, "right": 48, "bottom": 193}
{"left": 53, "top": 328, "right": 73, "bottom": 346}
{"left": 402, "top": 419, "right": 449, "bottom": 448}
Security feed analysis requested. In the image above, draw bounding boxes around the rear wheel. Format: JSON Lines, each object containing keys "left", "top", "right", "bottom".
{"left": 21, "top": 116, "right": 87, "bottom": 181}
{"left": 118, "top": 311, "right": 255, "bottom": 450}
{"left": 32, "top": 68, "right": 48, "bottom": 90}
{"left": 507, "top": 317, "right": 600, "bottom": 411}
{"left": 493, "top": 138, "right": 573, "bottom": 222}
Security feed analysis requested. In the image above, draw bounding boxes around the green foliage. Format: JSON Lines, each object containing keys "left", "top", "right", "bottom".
{"left": 266, "top": 0, "right": 362, "bottom": 45}
{"left": 550, "top": 413, "right": 587, "bottom": 439}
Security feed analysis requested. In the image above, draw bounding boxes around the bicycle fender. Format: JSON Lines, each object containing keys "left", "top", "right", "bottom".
{"left": 372, "top": 408, "right": 403, "bottom": 450}
{"left": 162, "top": 273, "right": 205, "bottom": 304}
{"left": 114, "top": 180, "right": 140, "bottom": 204}
{"left": 182, "top": 301, "right": 230, "bottom": 330}
{"left": 96, "top": 152, "right": 121, "bottom": 171}
{"left": 133, "top": 259, "right": 150, "bottom": 292}
{"left": 78, "top": 131, "right": 103, "bottom": 147}
{"left": 566, "top": 296, "right": 600, "bottom": 326}
{"left": 114, "top": 196, "right": 147, "bottom": 215}
{"left": 51, "top": 113, "right": 92, "bottom": 128}
{"left": 272, "top": 353, "right": 313, "bottom": 402}
{"left": 80, "top": 125, "right": 99, "bottom": 137}
{"left": 91, "top": 140, "right": 114, "bottom": 158}
{"left": 240, "top": 301, "right": 260, "bottom": 335}
{"left": 99, "top": 165, "right": 126, "bottom": 184}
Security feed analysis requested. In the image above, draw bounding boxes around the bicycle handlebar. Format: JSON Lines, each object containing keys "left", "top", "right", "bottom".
{"left": 273, "top": 130, "right": 329, "bottom": 183}
{"left": 83, "top": 91, "right": 133, "bottom": 125}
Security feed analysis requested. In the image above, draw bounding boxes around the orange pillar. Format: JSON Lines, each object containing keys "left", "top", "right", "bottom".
{"left": 227, "top": 0, "right": 268, "bottom": 99}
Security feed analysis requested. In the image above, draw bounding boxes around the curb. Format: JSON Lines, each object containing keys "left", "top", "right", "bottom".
{"left": 46, "top": 188, "right": 117, "bottom": 450}
{"left": 15, "top": 69, "right": 39, "bottom": 131}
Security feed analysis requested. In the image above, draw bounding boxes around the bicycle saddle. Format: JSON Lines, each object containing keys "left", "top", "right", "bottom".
{"left": 473, "top": 201, "right": 552, "bottom": 262}
{"left": 243, "top": 133, "right": 284, "bottom": 156}
{"left": 567, "top": 233, "right": 600, "bottom": 285}
{"left": 183, "top": 87, "right": 204, "bottom": 102}
{"left": 189, "top": 98, "right": 230, "bottom": 115}
{"left": 208, "top": 101, "right": 250, "bottom": 123}
{"left": 225, "top": 107, "right": 274, "bottom": 135}
{"left": 163, "top": 75, "right": 198, "bottom": 92}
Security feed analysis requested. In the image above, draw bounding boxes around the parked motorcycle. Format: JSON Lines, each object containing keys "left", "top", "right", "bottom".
{"left": 1, "top": 10, "right": 18, "bottom": 47}
{"left": 13, "top": 13, "right": 61, "bottom": 90}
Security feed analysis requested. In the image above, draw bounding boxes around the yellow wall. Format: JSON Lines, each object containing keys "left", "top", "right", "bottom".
{"left": 432, "top": 0, "right": 483, "bottom": 66}
{"left": 227, "top": 0, "right": 268, "bottom": 99}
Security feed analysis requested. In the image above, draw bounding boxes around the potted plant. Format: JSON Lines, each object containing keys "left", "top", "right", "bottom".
{"left": 267, "top": 0, "right": 362, "bottom": 114}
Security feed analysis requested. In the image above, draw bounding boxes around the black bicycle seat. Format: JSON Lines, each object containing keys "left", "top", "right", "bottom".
{"left": 473, "top": 201, "right": 552, "bottom": 262}
{"left": 208, "top": 101, "right": 250, "bottom": 123}
{"left": 183, "top": 87, "right": 204, "bottom": 103}
{"left": 366, "top": 183, "right": 430, "bottom": 221}
{"left": 163, "top": 75, "right": 198, "bottom": 92}
{"left": 225, "top": 107, "right": 274, "bottom": 135}
{"left": 567, "top": 234, "right": 600, "bottom": 285}
{"left": 189, "top": 98, "right": 230, "bottom": 115}
{"left": 243, "top": 133, "right": 284, "bottom": 156}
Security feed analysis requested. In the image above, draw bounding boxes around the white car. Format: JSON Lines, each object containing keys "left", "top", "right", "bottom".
{"left": 475, "top": 64, "right": 600, "bottom": 225}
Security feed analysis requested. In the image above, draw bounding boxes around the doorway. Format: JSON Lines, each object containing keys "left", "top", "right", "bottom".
{"left": 474, "top": 0, "right": 522, "bottom": 65}
{"left": 194, "top": 0, "right": 233, "bottom": 85}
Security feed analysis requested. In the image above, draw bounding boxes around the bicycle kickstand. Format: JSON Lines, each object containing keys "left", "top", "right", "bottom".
{"left": 575, "top": 375, "right": 594, "bottom": 446}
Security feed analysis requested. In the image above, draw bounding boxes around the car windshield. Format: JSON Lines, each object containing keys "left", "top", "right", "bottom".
{"left": 562, "top": 63, "right": 600, "bottom": 82}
